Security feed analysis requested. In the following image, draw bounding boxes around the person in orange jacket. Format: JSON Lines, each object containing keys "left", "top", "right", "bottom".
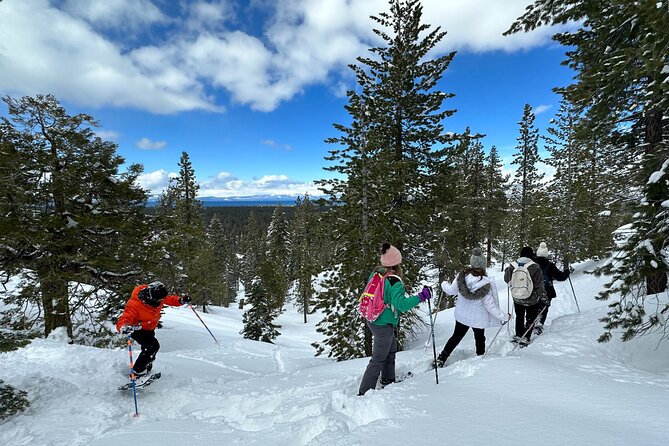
{"left": 116, "top": 281, "right": 191, "bottom": 377}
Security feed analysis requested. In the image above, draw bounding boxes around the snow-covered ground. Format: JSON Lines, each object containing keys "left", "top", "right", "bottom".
{"left": 1, "top": 261, "right": 668, "bottom": 446}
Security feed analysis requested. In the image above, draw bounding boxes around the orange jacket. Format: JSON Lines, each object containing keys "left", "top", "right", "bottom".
{"left": 116, "top": 284, "right": 183, "bottom": 332}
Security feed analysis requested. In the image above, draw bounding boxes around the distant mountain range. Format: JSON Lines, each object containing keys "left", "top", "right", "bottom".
{"left": 147, "top": 195, "right": 324, "bottom": 207}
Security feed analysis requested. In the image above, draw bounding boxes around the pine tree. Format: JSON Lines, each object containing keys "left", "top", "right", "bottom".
{"left": 482, "top": 145, "right": 510, "bottom": 266}
{"left": 263, "top": 206, "right": 290, "bottom": 310}
{"left": 241, "top": 274, "right": 281, "bottom": 343}
{"left": 207, "top": 215, "right": 239, "bottom": 307}
{"left": 0, "top": 95, "right": 149, "bottom": 341}
{"left": 290, "top": 195, "right": 319, "bottom": 323}
{"left": 507, "top": 0, "right": 669, "bottom": 342}
{"left": 542, "top": 100, "right": 621, "bottom": 264}
{"left": 314, "top": 0, "right": 457, "bottom": 359}
{"left": 239, "top": 212, "right": 264, "bottom": 292}
{"left": 509, "top": 104, "right": 546, "bottom": 251}
{"left": 542, "top": 100, "right": 582, "bottom": 264}
{"left": 152, "top": 151, "right": 221, "bottom": 308}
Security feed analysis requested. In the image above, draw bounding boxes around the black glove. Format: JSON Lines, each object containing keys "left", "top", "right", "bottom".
{"left": 180, "top": 294, "right": 192, "bottom": 305}
{"left": 120, "top": 324, "right": 142, "bottom": 335}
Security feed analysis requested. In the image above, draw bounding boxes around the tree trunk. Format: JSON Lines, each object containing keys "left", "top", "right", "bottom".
{"left": 38, "top": 266, "right": 73, "bottom": 340}
{"left": 363, "top": 323, "right": 373, "bottom": 356}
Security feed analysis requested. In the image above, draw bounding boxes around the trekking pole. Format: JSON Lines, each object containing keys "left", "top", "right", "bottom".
{"left": 426, "top": 288, "right": 439, "bottom": 385}
{"left": 424, "top": 289, "right": 442, "bottom": 350}
{"left": 506, "top": 286, "right": 511, "bottom": 335}
{"left": 482, "top": 320, "right": 508, "bottom": 359}
{"left": 126, "top": 335, "right": 140, "bottom": 417}
{"left": 568, "top": 276, "right": 580, "bottom": 313}
{"left": 189, "top": 304, "right": 220, "bottom": 345}
{"left": 511, "top": 306, "right": 548, "bottom": 352}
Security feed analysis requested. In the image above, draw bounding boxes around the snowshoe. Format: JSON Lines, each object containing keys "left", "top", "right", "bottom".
{"left": 511, "top": 336, "right": 530, "bottom": 348}
{"left": 379, "top": 371, "right": 413, "bottom": 389}
{"left": 118, "top": 372, "right": 162, "bottom": 391}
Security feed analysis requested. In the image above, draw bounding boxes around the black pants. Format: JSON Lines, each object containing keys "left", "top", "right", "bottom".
{"left": 536, "top": 298, "right": 552, "bottom": 325}
{"left": 514, "top": 302, "right": 540, "bottom": 340}
{"left": 130, "top": 329, "right": 160, "bottom": 373}
{"left": 438, "top": 321, "right": 486, "bottom": 361}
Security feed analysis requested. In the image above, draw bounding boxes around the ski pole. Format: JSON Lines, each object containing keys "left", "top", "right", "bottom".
{"left": 189, "top": 304, "right": 220, "bottom": 345}
{"left": 512, "top": 305, "right": 548, "bottom": 352}
{"left": 482, "top": 320, "right": 508, "bottom": 359}
{"left": 568, "top": 276, "right": 580, "bottom": 313}
{"left": 426, "top": 288, "right": 439, "bottom": 385}
{"left": 126, "top": 335, "right": 139, "bottom": 417}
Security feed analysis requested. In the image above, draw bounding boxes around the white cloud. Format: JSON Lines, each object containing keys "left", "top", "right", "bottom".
{"left": 0, "top": 0, "right": 217, "bottom": 114}
{"left": 186, "top": 1, "right": 234, "bottom": 30}
{"left": 261, "top": 139, "right": 293, "bottom": 151}
{"left": 533, "top": 104, "right": 552, "bottom": 115}
{"left": 136, "top": 138, "right": 167, "bottom": 150}
{"left": 0, "top": 0, "right": 569, "bottom": 114}
{"left": 95, "top": 129, "right": 120, "bottom": 141}
{"left": 137, "top": 169, "right": 174, "bottom": 194}
{"left": 199, "top": 171, "right": 321, "bottom": 198}
{"left": 62, "top": 0, "right": 169, "bottom": 30}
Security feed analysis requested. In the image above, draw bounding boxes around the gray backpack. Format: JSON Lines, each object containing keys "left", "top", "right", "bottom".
{"left": 510, "top": 260, "right": 535, "bottom": 300}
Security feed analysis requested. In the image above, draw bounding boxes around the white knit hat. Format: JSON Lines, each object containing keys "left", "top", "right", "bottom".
{"left": 536, "top": 242, "right": 549, "bottom": 258}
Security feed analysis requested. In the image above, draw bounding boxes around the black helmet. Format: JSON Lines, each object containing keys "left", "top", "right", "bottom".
{"left": 139, "top": 281, "right": 168, "bottom": 307}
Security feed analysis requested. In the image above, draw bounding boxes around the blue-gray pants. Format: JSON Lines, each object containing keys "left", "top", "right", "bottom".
{"left": 358, "top": 322, "right": 397, "bottom": 395}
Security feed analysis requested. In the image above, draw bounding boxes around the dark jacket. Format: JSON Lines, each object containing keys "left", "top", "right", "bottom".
{"left": 534, "top": 257, "right": 570, "bottom": 299}
{"left": 504, "top": 256, "right": 546, "bottom": 306}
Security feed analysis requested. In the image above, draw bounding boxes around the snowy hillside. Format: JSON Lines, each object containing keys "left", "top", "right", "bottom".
{"left": 1, "top": 261, "right": 668, "bottom": 446}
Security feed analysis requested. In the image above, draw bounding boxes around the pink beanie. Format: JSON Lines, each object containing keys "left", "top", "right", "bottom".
{"left": 380, "top": 244, "right": 402, "bottom": 267}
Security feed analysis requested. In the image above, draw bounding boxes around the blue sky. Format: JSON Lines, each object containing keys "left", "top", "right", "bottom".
{"left": 0, "top": 0, "right": 573, "bottom": 198}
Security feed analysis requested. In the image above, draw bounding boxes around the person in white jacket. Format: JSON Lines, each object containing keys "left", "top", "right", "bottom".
{"left": 435, "top": 248, "right": 511, "bottom": 368}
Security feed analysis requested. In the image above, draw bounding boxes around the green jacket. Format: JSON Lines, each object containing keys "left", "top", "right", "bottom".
{"left": 371, "top": 273, "right": 421, "bottom": 327}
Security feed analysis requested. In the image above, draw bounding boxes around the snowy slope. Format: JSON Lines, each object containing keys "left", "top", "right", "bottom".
{"left": 1, "top": 261, "right": 668, "bottom": 446}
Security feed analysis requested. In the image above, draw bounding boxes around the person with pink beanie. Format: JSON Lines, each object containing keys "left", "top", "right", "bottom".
{"left": 358, "top": 243, "right": 432, "bottom": 396}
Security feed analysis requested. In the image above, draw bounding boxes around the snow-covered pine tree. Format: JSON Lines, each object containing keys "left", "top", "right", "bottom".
{"left": 542, "top": 100, "right": 583, "bottom": 264}
{"left": 542, "top": 100, "right": 622, "bottom": 264}
{"left": 313, "top": 0, "right": 457, "bottom": 359}
{"left": 507, "top": 0, "right": 669, "bottom": 342}
{"left": 239, "top": 212, "right": 264, "bottom": 292}
{"left": 152, "top": 151, "right": 222, "bottom": 309}
{"left": 289, "top": 195, "right": 319, "bottom": 323}
{"left": 0, "top": 95, "right": 149, "bottom": 341}
{"left": 509, "top": 104, "right": 546, "bottom": 251}
{"left": 432, "top": 128, "right": 486, "bottom": 273}
{"left": 264, "top": 206, "right": 290, "bottom": 311}
{"left": 241, "top": 274, "right": 281, "bottom": 343}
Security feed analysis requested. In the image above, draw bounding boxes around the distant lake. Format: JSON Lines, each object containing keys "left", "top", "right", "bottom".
{"left": 146, "top": 197, "right": 309, "bottom": 207}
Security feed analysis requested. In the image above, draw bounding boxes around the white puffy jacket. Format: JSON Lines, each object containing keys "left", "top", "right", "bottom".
{"left": 441, "top": 273, "right": 508, "bottom": 329}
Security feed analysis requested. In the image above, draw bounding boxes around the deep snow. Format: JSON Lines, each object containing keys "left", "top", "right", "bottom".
{"left": 1, "top": 260, "right": 668, "bottom": 446}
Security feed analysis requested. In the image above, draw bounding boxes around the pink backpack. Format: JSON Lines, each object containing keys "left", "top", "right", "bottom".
{"left": 358, "top": 272, "right": 388, "bottom": 322}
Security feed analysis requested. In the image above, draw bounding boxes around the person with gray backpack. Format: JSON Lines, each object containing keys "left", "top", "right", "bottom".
{"left": 504, "top": 246, "right": 547, "bottom": 346}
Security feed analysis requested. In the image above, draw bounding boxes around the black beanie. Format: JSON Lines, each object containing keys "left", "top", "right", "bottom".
{"left": 519, "top": 246, "right": 534, "bottom": 258}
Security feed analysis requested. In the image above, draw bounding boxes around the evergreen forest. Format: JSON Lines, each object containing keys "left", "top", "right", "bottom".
{"left": 1, "top": 0, "right": 667, "bottom": 366}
